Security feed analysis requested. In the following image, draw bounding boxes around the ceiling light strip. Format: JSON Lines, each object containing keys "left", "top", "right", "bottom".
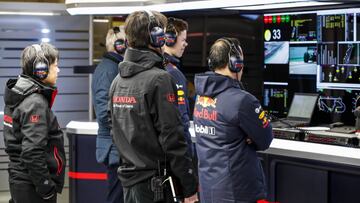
{"left": 0, "top": 11, "right": 57, "bottom": 16}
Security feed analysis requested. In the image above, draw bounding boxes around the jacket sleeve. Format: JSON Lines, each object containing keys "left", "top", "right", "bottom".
{"left": 238, "top": 94, "right": 273, "bottom": 151}
{"left": 150, "top": 73, "right": 197, "bottom": 198}
{"left": 177, "top": 89, "right": 193, "bottom": 155}
{"left": 20, "top": 97, "right": 56, "bottom": 199}
{"left": 92, "top": 70, "right": 112, "bottom": 130}
{"left": 92, "top": 68, "right": 120, "bottom": 166}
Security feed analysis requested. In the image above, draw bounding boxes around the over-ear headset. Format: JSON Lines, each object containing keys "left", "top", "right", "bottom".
{"left": 165, "top": 17, "right": 177, "bottom": 47}
{"left": 113, "top": 27, "right": 127, "bottom": 54}
{"left": 208, "top": 38, "right": 244, "bottom": 73}
{"left": 32, "top": 44, "right": 49, "bottom": 80}
{"left": 144, "top": 10, "right": 166, "bottom": 48}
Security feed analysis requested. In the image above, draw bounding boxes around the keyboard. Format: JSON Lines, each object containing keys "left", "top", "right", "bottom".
{"left": 271, "top": 120, "right": 308, "bottom": 128}
{"left": 327, "top": 126, "right": 356, "bottom": 134}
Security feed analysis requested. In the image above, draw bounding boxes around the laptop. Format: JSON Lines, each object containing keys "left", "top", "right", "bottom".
{"left": 271, "top": 93, "right": 319, "bottom": 128}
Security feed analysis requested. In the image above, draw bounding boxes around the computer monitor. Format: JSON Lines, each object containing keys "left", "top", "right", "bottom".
{"left": 287, "top": 93, "right": 318, "bottom": 120}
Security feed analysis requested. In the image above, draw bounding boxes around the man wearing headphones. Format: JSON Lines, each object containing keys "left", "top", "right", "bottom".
{"left": 108, "top": 11, "right": 198, "bottom": 203}
{"left": 163, "top": 17, "right": 194, "bottom": 157}
{"left": 3, "top": 43, "right": 65, "bottom": 203}
{"left": 91, "top": 27, "right": 126, "bottom": 203}
{"left": 193, "top": 38, "right": 273, "bottom": 203}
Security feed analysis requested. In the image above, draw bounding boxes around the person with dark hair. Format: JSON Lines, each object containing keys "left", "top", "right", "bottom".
{"left": 164, "top": 17, "right": 193, "bottom": 156}
{"left": 109, "top": 10, "right": 198, "bottom": 203}
{"left": 194, "top": 37, "right": 273, "bottom": 203}
{"left": 92, "top": 27, "right": 126, "bottom": 203}
{"left": 3, "top": 42, "right": 66, "bottom": 203}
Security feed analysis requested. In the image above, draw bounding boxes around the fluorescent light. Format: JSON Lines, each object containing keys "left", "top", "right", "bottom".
{"left": 67, "top": 6, "right": 140, "bottom": 15}
{"left": 263, "top": 82, "right": 289, "bottom": 86}
{"left": 66, "top": 0, "right": 313, "bottom": 15}
{"left": 41, "top": 28, "right": 51, "bottom": 33}
{"left": 41, "top": 38, "right": 51, "bottom": 43}
{"left": 0, "top": 11, "right": 57, "bottom": 16}
{"left": 92, "top": 19, "right": 110, "bottom": 23}
{"left": 225, "top": 1, "right": 342, "bottom": 10}
{"left": 66, "top": 0, "right": 148, "bottom": 3}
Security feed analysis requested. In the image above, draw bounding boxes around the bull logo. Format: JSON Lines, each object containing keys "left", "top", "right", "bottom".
{"left": 196, "top": 96, "right": 217, "bottom": 108}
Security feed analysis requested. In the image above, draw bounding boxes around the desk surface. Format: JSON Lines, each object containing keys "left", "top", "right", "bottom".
{"left": 67, "top": 121, "right": 360, "bottom": 166}
{"left": 66, "top": 121, "right": 98, "bottom": 135}
{"left": 263, "top": 138, "right": 360, "bottom": 167}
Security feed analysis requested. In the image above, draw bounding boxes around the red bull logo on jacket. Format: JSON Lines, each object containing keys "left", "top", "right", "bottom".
{"left": 177, "top": 90, "right": 185, "bottom": 105}
{"left": 193, "top": 107, "right": 217, "bottom": 121}
{"left": 255, "top": 105, "right": 269, "bottom": 128}
{"left": 196, "top": 96, "right": 217, "bottom": 108}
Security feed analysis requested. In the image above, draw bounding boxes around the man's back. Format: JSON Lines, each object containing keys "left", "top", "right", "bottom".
{"left": 194, "top": 72, "right": 273, "bottom": 202}
{"left": 109, "top": 48, "right": 197, "bottom": 197}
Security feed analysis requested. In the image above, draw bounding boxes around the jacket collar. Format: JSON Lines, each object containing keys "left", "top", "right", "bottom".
{"left": 194, "top": 71, "right": 242, "bottom": 97}
{"left": 119, "top": 47, "right": 164, "bottom": 78}
{"left": 164, "top": 52, "right": 180, "bottom": 68}
{"left": 4, "top": 75, "right": 58, "bottom": 109}
{"left": 104, "top": 52, "right": 124, "bottom": 64}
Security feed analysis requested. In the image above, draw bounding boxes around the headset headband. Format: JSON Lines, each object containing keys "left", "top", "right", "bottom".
{"left": 219, "top": 38, "right": 242, "bottom": 59}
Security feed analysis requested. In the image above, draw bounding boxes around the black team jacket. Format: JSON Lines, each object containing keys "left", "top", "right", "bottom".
{"left": 109, "top": 47, "right": 197, "bottom": 197}
{"left": 3, "top": 75, "right": 66, "bottom": 199}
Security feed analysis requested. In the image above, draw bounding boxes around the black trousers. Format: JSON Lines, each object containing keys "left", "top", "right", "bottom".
{"left": 9, "top": 183, "right": 56, "bottom": 203}
{"left": 123, "top": 178, "right": 174, "bottom": 203}
{"left": 106, "top": 165, "right": 124, "bottom": 203}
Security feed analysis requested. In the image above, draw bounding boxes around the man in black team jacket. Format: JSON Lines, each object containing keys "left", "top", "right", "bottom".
{"left": 109, "top": 11, "right": 198, "bottom": 203}
{"left": 3, "top": 43, "right": 65, "bottom": 203}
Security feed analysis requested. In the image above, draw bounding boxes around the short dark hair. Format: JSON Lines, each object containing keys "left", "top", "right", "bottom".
{"left": 125, "top": 10, "right": 167, "bottom": 48}
{"left": 21, "top": 42, "right": 59, "bottom": 77}
{"left": 208, "top": 37, "right": 243, "bottom": 70}
{"left": 166, "top": 17, "right": 188, "bottom": 34}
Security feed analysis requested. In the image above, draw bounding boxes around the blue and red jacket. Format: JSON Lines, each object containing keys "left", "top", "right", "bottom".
{"left": 194, "top": 72, "right": 273, "bottom": 202}
{"left": 164, "top": 53, "right": 193, "bottom": 155}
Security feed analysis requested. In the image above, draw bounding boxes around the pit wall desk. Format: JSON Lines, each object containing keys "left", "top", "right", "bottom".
{"left": 68, "top": 121, "right": 360, "bottom": 203}
{"left": 66, "top": 121, "right": 107, "bottom": 203}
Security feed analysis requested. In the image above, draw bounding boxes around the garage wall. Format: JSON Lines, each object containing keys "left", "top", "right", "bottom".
{"left": 0, "top": 15, "right": 90, "bottom": 191}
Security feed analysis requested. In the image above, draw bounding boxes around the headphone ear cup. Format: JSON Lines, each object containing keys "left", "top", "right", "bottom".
{"left": 149, "top": 26, "right": 165, "bottom": 47}
{"left": 228, "top": 55, "right": 243, "bottom": 73}
{"left": 33, "top": 60, "right": 49, "bottom": 79}
{"left": 114, "top": 39, "right": 127, "bottom": 54}
{"left": 165, "top": 32, "right": 177, "bottom": 47}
